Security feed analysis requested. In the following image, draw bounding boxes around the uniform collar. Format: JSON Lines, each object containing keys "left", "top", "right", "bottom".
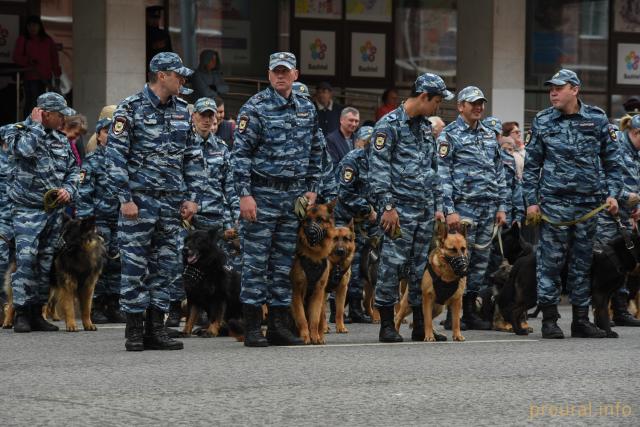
{"left": 144, "top": 84, "right": 175, "bottom": 109}
{"left": 455, "top": 115, "right": 487, "bottom": 133}
{"left": 550, "top": 99, "right": 587, "bottom": 120}
{"left": 268, "top": 86, "right": 295, "bottom": 109}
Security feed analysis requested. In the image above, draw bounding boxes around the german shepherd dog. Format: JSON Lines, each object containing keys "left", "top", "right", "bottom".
{"left": 181, "top": 228, "right": 243, "bottom": 339}
{"left": 321, "top": 222, "right": 356, "bottom": 334}
{"left": 291, "top": 202, "right": 335, "bottom": 345}
{"left": 421, "top": 228, "right": 469, "bottom": 342}
{"left": 361, "top": 236, "right": 380, "bottom": 323}
{"left": 1, "top": 257, "right": 16, "bottom": 329}
{"left": 49, "top": 215, "right": 105, "bottom": 332}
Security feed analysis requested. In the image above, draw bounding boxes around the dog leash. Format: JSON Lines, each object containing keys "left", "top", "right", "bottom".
{"left": 471, "top": 223, "right": 504, "bottom": 258}
{"left": 525, "top": 202, "right": 610, "bottom": 227}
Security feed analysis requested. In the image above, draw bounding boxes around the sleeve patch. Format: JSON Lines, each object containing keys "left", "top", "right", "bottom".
{"left": 79, "top": 169, "right": 86, "bottom": 184}
{"left": 112, "top": 116, "right": 127, "bottom": 136}
{"left": 438, "top": 141, "right": 450, "bottom": 158}
{"left": 238, "top": 115, "right": 249, "bottom": 133}
{"left": 342, "top": 166, "right": 355, "bottom": 183}
{"left": 525, "top": 130, "right": 532, "bottom": 145}
{"left": 608, "top": 125, "right": 618, "bottom": 142}
{"left": 374, "top": 132, "right": 387, "bottom": 150}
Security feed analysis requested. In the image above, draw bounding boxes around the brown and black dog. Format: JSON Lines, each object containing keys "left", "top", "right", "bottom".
{"left": 321, "top": 222, "right": 356, "bottom": 335}
{"left": 291, "top": 202, "right": 335, "bottom": 345}
{"left": 48, "top": 216, "right": 105, "bottom": 332}
{"left": 421, "top": 228, "right": 469, "bottom": 342}
{"left": 1, "top": 260, "right": 15, "bottom": 329}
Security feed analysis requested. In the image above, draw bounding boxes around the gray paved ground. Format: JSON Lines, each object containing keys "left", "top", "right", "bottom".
{"left": 1, "top": 304, "right": 639, "bottom": 426}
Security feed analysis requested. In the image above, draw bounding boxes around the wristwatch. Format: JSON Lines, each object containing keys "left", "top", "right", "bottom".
{"left": 384, "top": 203, "right": 394, "bottom": 212}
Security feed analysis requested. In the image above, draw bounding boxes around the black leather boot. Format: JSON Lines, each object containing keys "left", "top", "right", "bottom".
{"left": 104, "top": 294, "right": 126, "bottom": 323}
{"left": 243, "top": 304, "right": 268, "bottom": 347}
{"left": 571, "top": 305, "right": 606, "bottom": 338}
{"left": 13, "top": 306, "right": 31, "bottom": 333}
{"left": 164, "top": 301, "right": 182, "bottom": 327}
{"left": 30, "top": 304, "right": 59, "bottom": 331}
{"left": 266, "top": 306, "right": 303, "bottom": 346}
{"left": 612, "top": 291, "right": 640, "bottom": 327}
{"left": 379, "top": 306, "right": 402, "bottom": 343}
{"left": 461, "top": 293, "right": 491, "bottom": 330}
{"left": 541, "top": 304, "right": 564, "bottom": 339}
{"left": 443, "top": 307, "right": 467, "bottom": 331}
{"left": 125, "top": 312, "right": 144, "bottom": 351}
{"left": 349, "top": 297, "right": 372, "bottom": 323}
{"left": 91, "top": 295, "right": 109, "bottom": 324}
{"left": 143, "top": 307, "right": 184, "bottom": 350}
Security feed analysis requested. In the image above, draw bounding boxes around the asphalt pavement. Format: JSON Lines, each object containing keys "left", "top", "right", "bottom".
{"left": 1, "top": 304, "right": 639, "bottom": 426}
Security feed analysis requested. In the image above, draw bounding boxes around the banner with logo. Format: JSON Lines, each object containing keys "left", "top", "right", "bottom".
{"left": 300, "top": 30, "right": 335, "bottom": 76}
{"left": 617, "top": 43, "right": 640, "bottom": 85}
{"left": 350, "top": 32, "right": 385, "bottom": 78}
{"left": 0, "top": 15, "right": 19, "bottom": 63}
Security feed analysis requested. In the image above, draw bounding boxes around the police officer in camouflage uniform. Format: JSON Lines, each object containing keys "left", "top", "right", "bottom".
{"left": 594, "top": 115, "right": 640, "bottom": 327}
{"left": 76, "top": 117, "right": 126, "bottom": 324}
{"left": 369, "top": 73, "right": 453, "bottom": 342}
{"left": 106, "top": 52, "right": 205, "bottom": 351}
{"left": 437, "top": 87, "right": 508, "bottom": 331}
{"left": 334, "top": 125, "right": 376, "bottom": 323}
{"left": 0, "top": 124, "right": 18, "bottom": 304}
{"left": 232, "top": 52, "right": 323, "bottom": 347}
{"left": 9, "top": 93, "right": 79, "bottom": 333}
{"left": 523, "top": 69, "right": 621, "bottom": 339}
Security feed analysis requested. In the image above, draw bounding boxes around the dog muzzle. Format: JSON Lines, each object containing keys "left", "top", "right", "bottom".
{"left": 304, "top": 221, "right": 326, "bottom": 247}
{"left": 444, "top": 254, "right": 469, "bottom": 277}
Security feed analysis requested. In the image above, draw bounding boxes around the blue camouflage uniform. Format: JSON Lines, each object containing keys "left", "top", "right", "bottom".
{"left": 369, "top": 73, "right": 453, "bottom": 308}
{"left": 0, "top": 124, "right": 19, "bottom": 294}
{"left": 231, "top": 55, "right": 323, "bottom": 307}
{"left": 9, "top": 93, "right": 79, "bottom": 308}
{"left": 437, "top": 88, "right": 508, "bottom": 296}
{"left": 106, "top": 53, "right": 205, "bottom": 314}
{"left": 76, "top": 117, "right": 122, "bottom": 298}
{"left": 523, "top": 71, "right": 622, "bottom": 308}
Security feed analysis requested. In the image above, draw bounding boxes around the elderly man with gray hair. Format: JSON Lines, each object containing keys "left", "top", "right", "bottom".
{"left": 326, "top": 106, "right": 360, "bottom": 167}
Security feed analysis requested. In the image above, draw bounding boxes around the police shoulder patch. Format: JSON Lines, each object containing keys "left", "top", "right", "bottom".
{"left": 525, "top": 130, "right": 532, "bottom": 145}
{"left": 608, "top": 125, "right": 618, "bottom": 142}
{"left": 112, "top": 116, "right": 127, "bottom": 136}
{"left": 438, "top": 141, "right": 450, "bottom": 158}
{"left": 342, "top": 166, "right": 355, "bottom": 183}
{"left": 374, "top": 132, "right": 387, "bottom": 150}
{"left": 238, "top": 115, "right": 249, "bottom": 133}
{"left": 79, "top": 169, "right": 87, "bottom": 184}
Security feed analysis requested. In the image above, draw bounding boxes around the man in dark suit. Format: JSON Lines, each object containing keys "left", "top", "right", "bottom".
{"left": 326, "top": 107, "right": 360, "bottom": 168}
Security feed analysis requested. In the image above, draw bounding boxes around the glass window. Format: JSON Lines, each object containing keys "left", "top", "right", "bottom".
{"left": 394, "top": 0, "right": 457, "bottom": 88}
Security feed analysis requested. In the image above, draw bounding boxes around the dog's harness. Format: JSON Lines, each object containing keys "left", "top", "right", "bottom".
{"left": 326, "top": 263, "right": 346, "bottom": 293}
{"left": 299, "top": 254, "right": 328, "bottom": 293}
{"left": 427, "top": 262, "right": 460, "bottom": 305}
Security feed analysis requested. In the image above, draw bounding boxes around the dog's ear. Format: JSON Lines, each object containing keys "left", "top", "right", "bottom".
{"left": 458, "top": 223, "right": 468, "bottom": 239}
{"left": 348, "top": 219, "right": 355, "bottom": 232}
{"left": 435, "top": 220, "right": 447, "bottom": 245}
{"left": 326, "top": 198, "right": 337, "bottom": 215}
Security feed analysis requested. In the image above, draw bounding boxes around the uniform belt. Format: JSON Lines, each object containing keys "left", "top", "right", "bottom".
{"left": 133, "top": 189, "right": 172, "bottom": 197}
{"left": 251, "top": 173, "right": 304, "bottom": 191}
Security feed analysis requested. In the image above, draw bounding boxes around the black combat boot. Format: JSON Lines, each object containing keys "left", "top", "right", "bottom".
{"left": 571, "top": 305, "right": 606, "bottom": 338}
{"left": 378, "top": 306, "right": 402, "bottom": 343}
{"left": 443, "top": 307, "right": 467, "bottom": 331}
{"left": 266, "top": 306, "right": 303, "bottom": 346}
{"left": 349, "top": 297, "right": 372, "bottom": 323}
{"left": 13, "top": 306, "right": 31, "bottom": 333}
{"left": 104, "top": 294, "right": 126, "bottom": 323}
{"left": 125, "top": 312, "right": 144, "bottom": 351}
{"left": 243, "top": 304, "right": 268, "bottom": 347}
{"left": 91, "top": 295, "right": 109, "bottom": 324}
{"left": 461, "top": 293, "right": 491, "bottom": 330}
{"left": 143, "top": 307, "right": 184, "bottom": 350}
{"left": 611, "top": 291, "right": 640, "bottom": 327}
{"left": 30, "top": 304, "right": 59, "bottom": 331}
{"left": 164, "top": 300, "right": 182, "bottom": 327}
{"left": 541, "top": 304, "right": 564, "bottom": 339}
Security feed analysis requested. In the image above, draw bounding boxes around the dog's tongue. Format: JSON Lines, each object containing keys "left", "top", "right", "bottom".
{"left": 187, "top": 254, "right": 199, "bottom": 264}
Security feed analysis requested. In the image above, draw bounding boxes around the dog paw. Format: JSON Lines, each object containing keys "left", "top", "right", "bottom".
{"left": 335, "top": 326, "right": 349, "bottom": 334}
{"left": 514, "top": 329, "right": 529, "bottom": 336}
{"left": 453, "top": 334, "right": 465, "bottom": 342}
{"left": 606, "top": 330, "right": 619, "bottom": 338}
{"left": 197, "top": 330, "right": 217, "bottom": 338}
{"left": 311, "top": 336, "right": 325, "bottom": 345}
{"left": 66, "top": 324, "right": 79, "bottom": 332}
{"left": 2, "top": 324, "right": 13, "bottom": 329}
{"left": 83, "top": 323, "right": 97, "bottom": 331}
{"left": 424, "top": 335, "right": 436, "bottom": 342}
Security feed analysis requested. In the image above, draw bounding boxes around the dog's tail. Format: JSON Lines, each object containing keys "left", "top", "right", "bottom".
{"left": 226, "top": 319, "right": 245, "bottom": 342}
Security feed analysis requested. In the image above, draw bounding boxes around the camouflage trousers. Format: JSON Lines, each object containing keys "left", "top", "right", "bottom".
{"left": 94, "top": 217, "right": 121, "bottom": 297}
{"left": 375, "top": 203, "right": 434, "bottom": 307}
{"left": 10, "top": 206, "right": 63, "bottom": 307}
{"left": 537, "top": 200, "right": 599, "bottom": 307}
{"left": 239, "top": 185, "right": 300, "bottom": 307}
{"left": 456, "top": 202, "right": 499, "bottom": 295}
{"left": 118, "top": 192, "right": 182, "bottom": 313}
{"left": 595, "top": 210, "right": 631, "bottom": 295}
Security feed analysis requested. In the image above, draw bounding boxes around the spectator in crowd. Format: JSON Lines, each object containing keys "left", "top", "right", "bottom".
{"left": 146, "top": 6, "right": 173, "bottom": 68}
{"left": 315, "top": 81, "right": 344, "bottom": 136}
{"left": 623, "top": 96, "right": 640, "bottom": 115}
{"left": 85, "top": 105, "right": 116, "bottom": 154}
{"left": 192, "top": 50, "right": 229, "bottom": 100}
{"left": 13, "top": 15, "right": 62, "bottom": 117}
{"left": 214, "top": 97, "right": 235, "bottom": 148}
{"left": 502, "top": 121, "right": 525, "bottom": 179}
{"left": 428, "top": 116, "right": 446, "bottom": 138}
{"left": 62, "top": 114, "right": 88, "bottom": 166}
{"left": 375, "top": 87, "right": 399, "bottom": 121}
{"left": 326, "top": 107, "right": 360, "bottom": 167}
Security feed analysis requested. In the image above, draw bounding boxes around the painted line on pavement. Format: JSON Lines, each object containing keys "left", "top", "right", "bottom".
{"left": 283, "top": 339, "right": 538, "bottom": 348}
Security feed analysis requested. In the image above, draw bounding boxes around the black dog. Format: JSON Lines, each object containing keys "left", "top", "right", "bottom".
{"left": 181, "top": 229, "right": 243, "bottom": 339}
{"left": 591, "top": 232, "right": 640, "bottom": 338}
